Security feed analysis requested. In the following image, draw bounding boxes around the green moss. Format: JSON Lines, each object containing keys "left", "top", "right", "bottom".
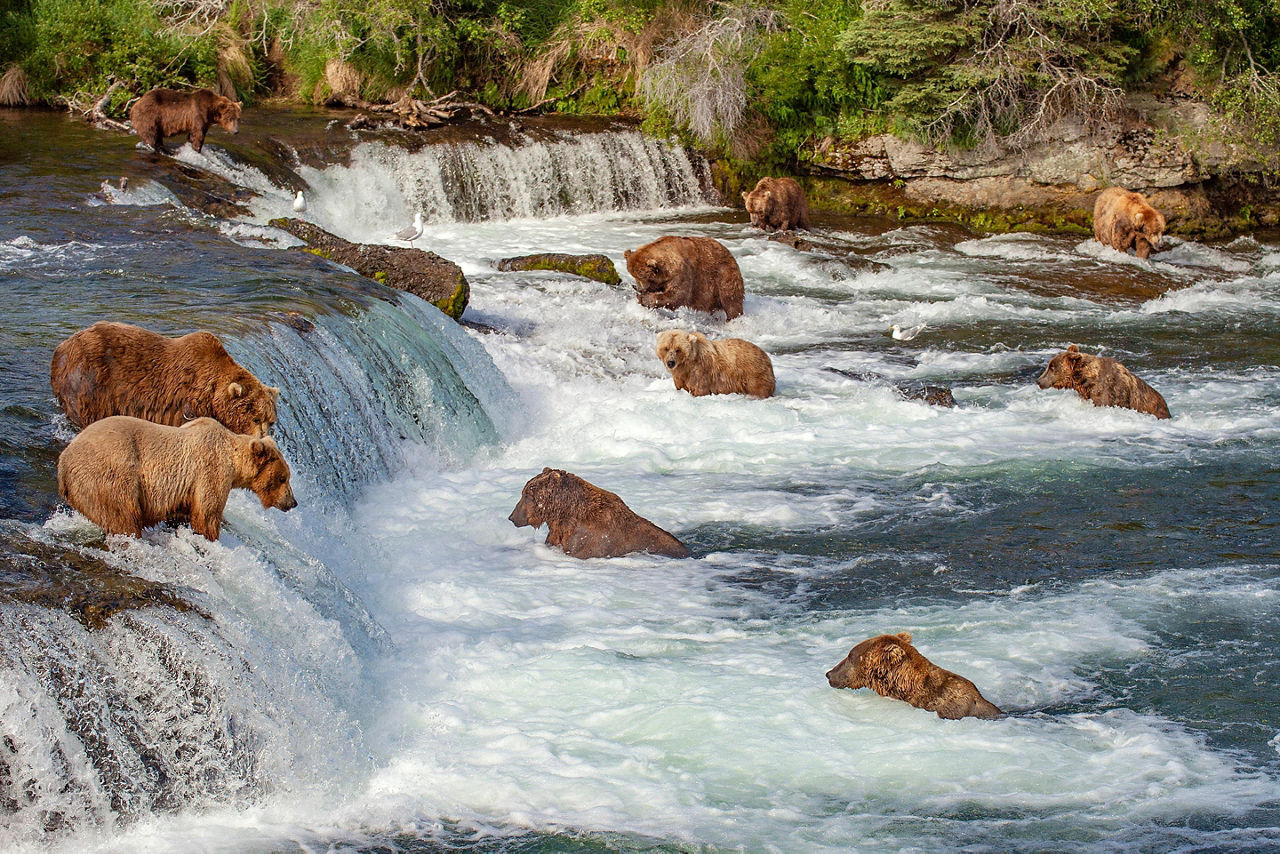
{"left": 372, "top": 270, "right": 388, "bottom": 284}
{"left": 432, "top": 277, "right": 470, "bottom": 319}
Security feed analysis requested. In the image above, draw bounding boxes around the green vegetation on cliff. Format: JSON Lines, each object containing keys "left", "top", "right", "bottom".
{"left": 3, "top": 0, "right": 1278, "bottom": 164}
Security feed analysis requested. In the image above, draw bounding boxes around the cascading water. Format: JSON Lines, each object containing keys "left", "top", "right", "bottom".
{"left": 4, "top": 110, "right": 1280, "bottom": 853}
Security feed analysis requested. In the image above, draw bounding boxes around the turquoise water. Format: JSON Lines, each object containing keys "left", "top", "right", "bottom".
{"left": 1, "top": 108, "right": 1279, "bottom": 852}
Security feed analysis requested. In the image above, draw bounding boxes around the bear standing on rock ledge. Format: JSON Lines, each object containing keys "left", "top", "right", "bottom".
{"left": 129, "top": 87, "right": 241, "bottom": 154}
{"left": 1092, "top": 187, "right": 1166, "bottom": 259}
{"left": 742, "top": 176, "right": 810, "bottom": 232}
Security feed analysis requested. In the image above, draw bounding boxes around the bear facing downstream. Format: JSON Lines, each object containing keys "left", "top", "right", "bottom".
{"left": 1036, "top": 344, "right": 1171, "bottom": 419}
{"left": 509, "top": 468, "right": 689, "bottom": 559}
{"left": 624, "top": 236, "right": 745, "bottom": 320}
{"left": 129, "top": 87, "right": 242, "bottom": 154}
{"left": 57, "top": 416, "right": 297, "bottom": 542}
{"left": 51, "top": 321, "right": 280, "bottom": 437}
{"left": 826, "top": 632, "right": 1003, "bottom": 720}
{"left": 742, "top": 176, "right": 810, "bottom": 232}
{"left": 1093, "top": 187, "right": 1166, "bottom": 259}
{"left": 655, "top": 329, "right": 775, "bottom": 399}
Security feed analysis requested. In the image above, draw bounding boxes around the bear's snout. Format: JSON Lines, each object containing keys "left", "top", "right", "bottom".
{"left": 276, "top": 488, "right": 297, "bottom": 511}
{"left": 1036, "top": 370, "right": 1053, "bottom": 389}
{"left": 509, "top": 504, "right": 529, "bottom": 527}
{"left": 666, "top": 356, "right": 678, "bottom": 369}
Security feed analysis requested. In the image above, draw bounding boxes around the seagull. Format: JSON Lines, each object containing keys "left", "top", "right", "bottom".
{"left": 889, "top": 323, "right": 928, "bottom": 341}
{"left": 292, "top": 190, "right": 306, "bottom": 212}
{"left": 394, "top": 210, "right": 424, "bottom": 248}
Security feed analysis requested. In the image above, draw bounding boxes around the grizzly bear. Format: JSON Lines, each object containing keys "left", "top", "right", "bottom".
{"left": 51, "top": 321, "right": 280, "bottom": 437}
{"left": 742, "top": 176, "right": 810, "bottom": 232}
{"left": 624, "top": 236, "right": 744, "bottom": 320}
{"left": 826, "top": 632, "right": 1003, "bottom": 720}
{"left": 508, "top": 467, "right": 689, "bottom": 559}
{"left": 1093, "top": 187, "right": 1166, "bottom": 259}
{"left": 655, "top": 329, "right": 775, "bottom": 398}
{"left": 57, "top": 416, "right": 297, "bottom": 541}
{"left": 1036, "top": 344, "right": 1170, "bottom": 419}
{"left": 129, "top": 87, "right": 242, "bottom": 154}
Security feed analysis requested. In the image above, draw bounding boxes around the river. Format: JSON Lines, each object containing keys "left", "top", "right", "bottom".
{"left": 1, "top": 106, "right": 1278, "bottom": 852}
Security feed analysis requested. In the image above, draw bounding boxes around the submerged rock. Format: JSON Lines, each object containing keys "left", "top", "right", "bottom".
{"left": 496, "top": 252, "right": 621, "bottom": 285}
{"left": 0, "top": 526, "right": 204, "bottom": 630}
{"left": 824, "top": 367, "right": 957, "bottom": 408}
{"left": 269, "top": 217, "right": 470, "bottom": 319}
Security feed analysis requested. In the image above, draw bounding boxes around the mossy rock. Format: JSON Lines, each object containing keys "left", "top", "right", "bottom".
{"left": 270, "top": 217, "right": 470, "bottom": 319}
{"left": 496, "top": 253, "right": 621, "bottom": 285}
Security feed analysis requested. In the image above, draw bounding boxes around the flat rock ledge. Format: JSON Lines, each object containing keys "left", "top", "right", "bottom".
{"left": 496, "top": 253, "right": 621, "bottom": 285}
{"left": 270, "top": 218, "right": 470, "bottom": 319}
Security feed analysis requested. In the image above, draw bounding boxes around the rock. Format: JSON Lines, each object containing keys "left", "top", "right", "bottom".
{"left": 496, "top": 252, "right": 621, "bottom": 285}
{"left": 269, "top": 218, "right": 469, "bottom": 319}
{"left": 767, "top": 231, "right": 817, "bottom": 252}
{"left": 898, "top": 382, "right": 956, "bottom": 408}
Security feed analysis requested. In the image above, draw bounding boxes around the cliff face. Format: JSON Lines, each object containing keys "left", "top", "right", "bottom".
{"left": 799, "top": 96, "right": 1280, "bottom": 236}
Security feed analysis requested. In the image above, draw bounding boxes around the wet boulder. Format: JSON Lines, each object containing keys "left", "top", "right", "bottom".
{"left": 269, "top": 218, "right": 470, "bottom": 319}
{"left": 496, "top": 253, "right": 621, "bottom": 285}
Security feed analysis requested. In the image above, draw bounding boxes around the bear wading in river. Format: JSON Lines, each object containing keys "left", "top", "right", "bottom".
{"left": 1036, "top": 344, "right": 1170, "bottom": 419}
{"left": 742, "top": 176, "right": 810, "bottom": 232}
{"left": 57, "top": 415, "right": 297, "bottom": 541}
{"left": 655, "top": 329, "right": 775, "bottom": 398}
{"left": 826, "top": 632, "right": 1003, "bottom": 720}
{"left": 129, "top": 87, "right": 241, "bottom": 154}
{"left": 1092, "top": 187, "right": 1166, "bottom": 259}
{"left": 51, "top": 321, "right": 280, "bottom": 437}
{"left": 508, "top": 467, "right": 688, "bottom": 559}
{"left": 624, "top": 236, "right": 744, "bottom": 320}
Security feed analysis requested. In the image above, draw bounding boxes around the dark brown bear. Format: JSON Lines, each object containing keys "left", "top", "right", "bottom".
{"left": 1036, "top": 344, "right": 1171, "bottom": 419}
{"left": 51, "top": 321, "right": 280, "bottom": 437}
{"left": 1093, "top": 187, "right": 1166, "bottom": 259}
{"left": 508, "top": 468, "right": 689, "bottom": 559}
{"left": 129, "top": 87, "right": 242, "bottom": 153}
{"left": 742, "top": 176, "right": 810, "bottom": 231}
{"left": 623, "top": 236, "right": 744, "bottom": 320}
{"left": 57, "top": 416, "right": 297, "bottom": 542}
{"left": 826, "top": 632, "right": 1003, "bottom": 720}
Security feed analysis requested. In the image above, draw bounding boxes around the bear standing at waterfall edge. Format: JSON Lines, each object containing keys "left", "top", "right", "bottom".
{"left": 624, "top": 236, "right": 745, "bottom": 320}
{"left": 51, "top": 321, "right": 280, "bottom": 437}
{"left": 742, "top": 176, "right": 810, "bottom": 232}
{"left": 57, "top": 416, "right": 297, "bottom": 541}
{"left": 129, "top": 87, "right": 241, "bottom": 154}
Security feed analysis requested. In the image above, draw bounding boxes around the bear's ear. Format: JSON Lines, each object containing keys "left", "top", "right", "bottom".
{"left": 1132, "top": 210, "right": 1145, "bottom": 227}
{"left": 541, "top": 466, "right": 552, "bottom": 473}
{"left": 896, "top": 631, "right": 913, "bottom": 644}
{"left": 228, "top": 381, "right": 244, "bottom": 399}
{"left": 763, "top": 190, "right": 773, "bottom": 201}
{"left": 741, "top": 191, "right": 749, "bottom": 201}
{"left": 268, "top": 386, "right": 280, "bottom": 400}
{"left": 623, "top": 249, "right": 633, "bottom": 261}
{"left": 249, "top": 438, "right": 271, "bottom": 460}
{"left": 1067, "top": 344, "right": 1080, "bottom": 354}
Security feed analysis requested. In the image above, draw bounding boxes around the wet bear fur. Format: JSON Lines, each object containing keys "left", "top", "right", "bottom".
{"left": 1093, "top": 187, "right": 1166, "bottom": 259}
{"left": 826, "top": 632, "right": 1003, "bottom": 720}
{"left": 1036, "top": 344, "right": 1170, "bottom": 419}
{"left": 742, "top": 176, "right": 810, "bottom": 232}
{"left": 655, "top": 329, "right": 775, "bottom": 399}
{"left": 51, "top": 321, "right": 280, "bottom": 437}
{"left": 624, "top": 236, "right": 744, "bottom": 320}
{"left": 129, "top": 87, "right": 241, "bottom": 153}
{"left": 57, "top": 416, "right": 297, "bottom": 541}
{"left": 508, "top": 467, "right": 689, "bottom": 559}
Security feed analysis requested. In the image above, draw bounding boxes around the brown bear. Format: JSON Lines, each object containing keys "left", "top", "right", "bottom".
{"left": 129, "top": 87, "right": 242, "bottom": 154}
{"left": 51, "top": 321, "right": 280, "bottom": 437}
{"left": 508, "top": 467, "right": 689, "bottom": 559}
{"left": 1036, "top": 344, "right": 1170, "bottom": 419}
{"left": 624, "top": 236, "right": 744, "bottom": 320}
{"left": 57, "top": 416, "right": 297, "bottom": 542}
{"left": 655, "top": 329, "right": 775, "bottom": 398}
{"left": 742, "top": 176, "right": 810, "bottom": 232}
{"left": 826, "top": 632, "right": 1003, "bottom": 720}
{"left": 1093, "top": 187, "right": 1166, "bottom": 259}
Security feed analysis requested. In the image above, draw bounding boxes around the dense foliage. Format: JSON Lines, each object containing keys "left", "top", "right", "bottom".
{"left": 2, "top": 0, "right": 1279, "bottom": 160}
